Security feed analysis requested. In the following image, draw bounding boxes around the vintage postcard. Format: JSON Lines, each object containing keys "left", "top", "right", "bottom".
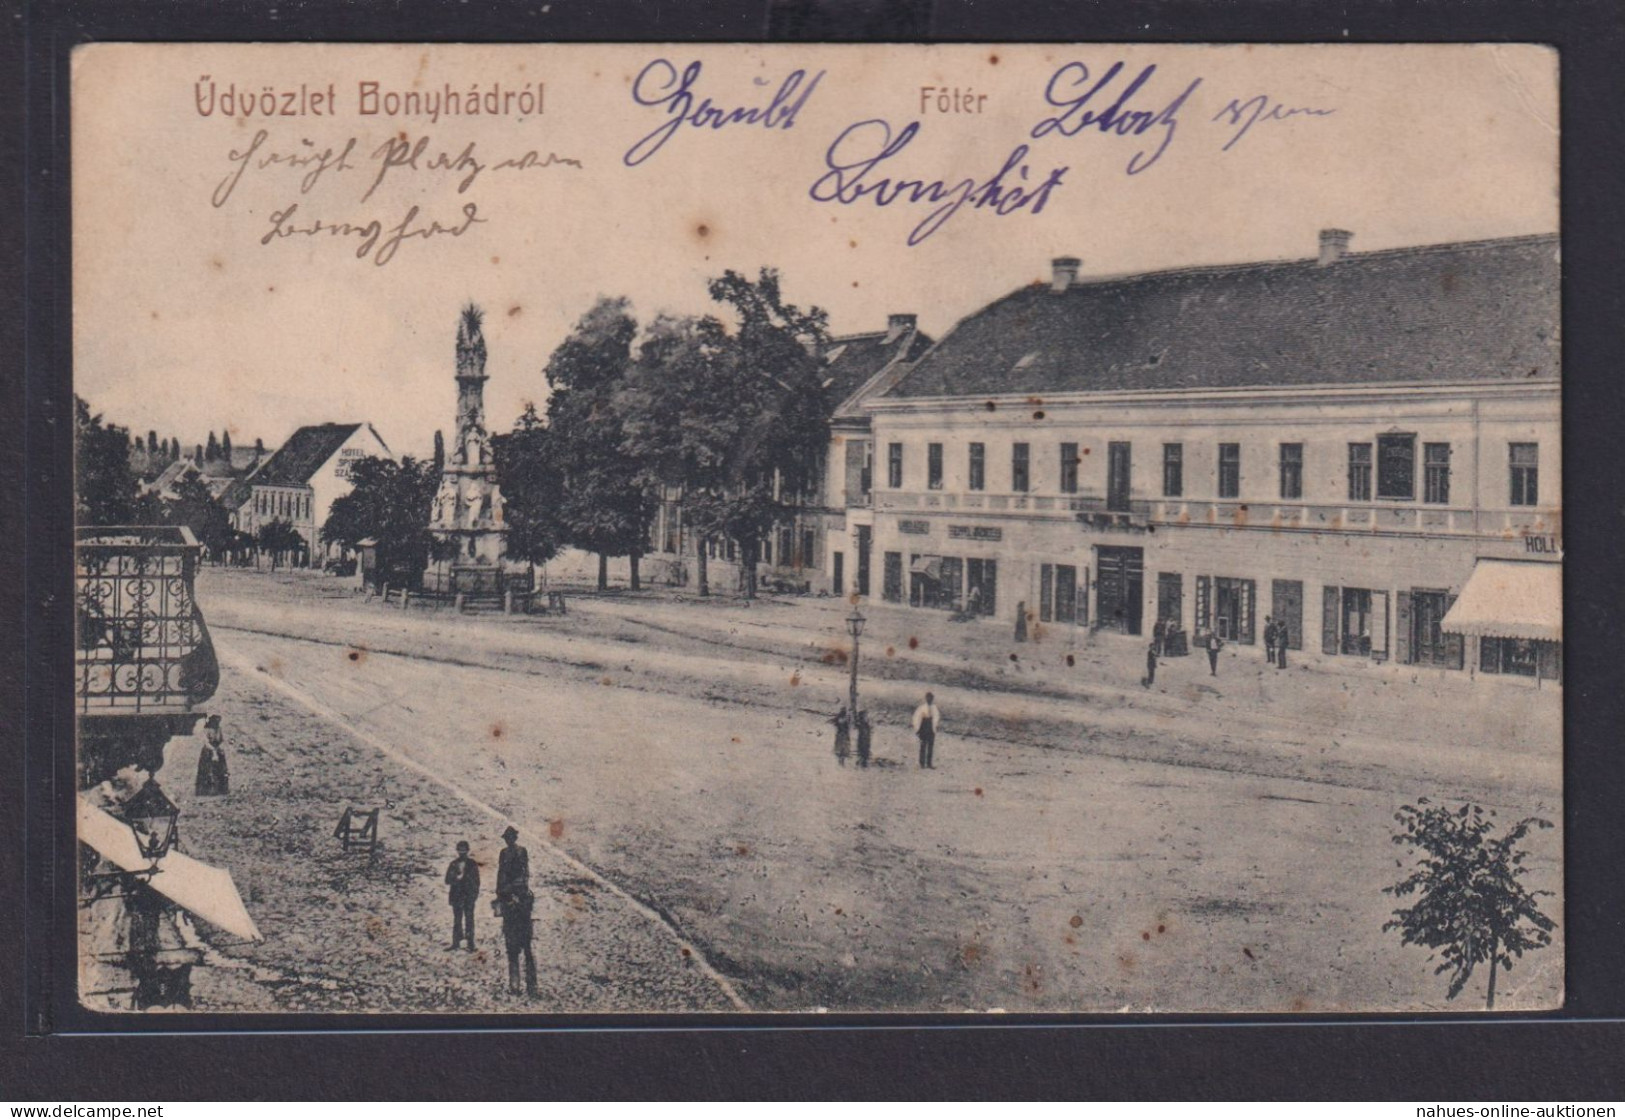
{"left": 71, "top": 42, "right": 1561, "bottom": 1014}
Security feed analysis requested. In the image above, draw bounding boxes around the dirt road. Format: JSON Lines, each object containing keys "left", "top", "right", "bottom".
{"left": 184, "top": 569, "right": 1563, "bottom": 1013}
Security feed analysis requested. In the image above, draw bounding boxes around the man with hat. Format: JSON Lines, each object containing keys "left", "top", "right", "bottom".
{"left": 443, "top": 840, "right": 481, "bottom": 951}
{"left": 495, "top": 825, "right": 537, "bottom": 995}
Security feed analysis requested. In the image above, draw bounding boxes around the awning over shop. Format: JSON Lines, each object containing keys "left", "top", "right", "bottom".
{"left": 78, "top": 797, "right": 262, "bottom": 942}
{"left": 910, "top": 555, "right": 943, "bottom": 580}
{"left": 1441, "top": 559, "right": 1562, "bottom": 642}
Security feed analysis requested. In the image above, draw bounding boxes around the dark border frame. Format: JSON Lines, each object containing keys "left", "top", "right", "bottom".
{"left": 7, "top": 0, "right": 1625, "bottom": 1099}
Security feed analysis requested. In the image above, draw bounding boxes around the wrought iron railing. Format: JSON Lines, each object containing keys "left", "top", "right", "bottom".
{"left": 76, "top": 527, "right": 219, "bottom": 715}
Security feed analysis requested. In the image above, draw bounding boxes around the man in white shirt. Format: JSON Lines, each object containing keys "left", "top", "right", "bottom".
{"left": 912, "top": 691, "right": 942, "bottom": 769}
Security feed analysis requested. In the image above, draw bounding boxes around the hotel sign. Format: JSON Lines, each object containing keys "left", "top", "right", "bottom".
{"left": 948, "top": 525, "right": 1003, "bottom": 542}
{"left": 898, "top": 520, "right": 931, "bottom": 535}
{"left": 1523, "top": 534, "right": 1561, "bottom": 556}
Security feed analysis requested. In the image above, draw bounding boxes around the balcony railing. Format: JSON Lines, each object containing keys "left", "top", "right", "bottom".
{"left": 868, "top": 490, "right": 1561, "bottom": 541}
{"left": 76, "top": 526, "right": 219, "bottom": 716}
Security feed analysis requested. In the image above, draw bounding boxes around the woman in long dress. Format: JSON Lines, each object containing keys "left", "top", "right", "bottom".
{"left": 194, "top": 715, "right": 229, "bottom": 797}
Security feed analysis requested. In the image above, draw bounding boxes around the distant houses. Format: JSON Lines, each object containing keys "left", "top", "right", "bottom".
{"left": 233, "top": 422, "right": 393, "bottom": 564}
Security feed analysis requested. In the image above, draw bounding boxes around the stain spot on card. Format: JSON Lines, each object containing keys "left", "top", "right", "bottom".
{"left": 549, "top": 818, "right": 565, "bottom": 839}
{"left": 1069, "top": 915, "right": 1083, "bottom": 928}
{"left": 907, "top": 636, "right": 920, "bottom": 650}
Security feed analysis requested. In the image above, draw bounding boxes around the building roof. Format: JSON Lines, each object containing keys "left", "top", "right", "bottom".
{"left": 250, "top": 423, "right": 365, "bottom": 487}
{"left": 887, "top": 234, "right": 1559, "bottom": 400}
{"left": 824, "top": 319, "right": 935, "bottom": 420}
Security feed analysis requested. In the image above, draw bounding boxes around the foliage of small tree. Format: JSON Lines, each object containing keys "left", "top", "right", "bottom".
{"left": 493, "top": 403, "right": 567, "bottom": 577}
{"left": 221, "top": 430, "right": 233, "bottom": 460}
{"left": 542, "top": 297, "right": 656, "bottom": 591}
{"left": 75, "top": 395, "right": 157, "bottom": 526}
{"left": 206, "top": 431, "right": 221, "bottom": 462}
{"left": 321, "top": 455, "right": 440, "bottom": 586}
{"left": 163, "top": 473, "right": 233, "bottom": 558}
{"left": 1383, "top": 799, "right": 1556, "bottom": 1010}
{"left": 255, "top": 519, "right": 307, "bottom": 570}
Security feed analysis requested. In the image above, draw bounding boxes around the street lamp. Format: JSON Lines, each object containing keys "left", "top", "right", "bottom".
{"left": 845, "top": 604, "right": 866, "bottom": 721}
{"left": 119, "top": 780, "right": 181, "bottom": 866}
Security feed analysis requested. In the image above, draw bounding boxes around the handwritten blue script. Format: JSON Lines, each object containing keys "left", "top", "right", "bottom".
{"left": 1029, "top": 61, "right": 1202, "bottom": 175}
{"left": 623, "top": 59, "right": 824, "bottom": 167}
{"left": 808, "top": 119, "right": 1069, "bottom": 246}
{"left": 1211, "top": 94, "right": 1337, "bottom": 151}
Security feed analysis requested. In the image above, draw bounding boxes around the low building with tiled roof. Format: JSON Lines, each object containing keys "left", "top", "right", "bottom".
{"left": 239, "top": 422, "right": 392, "bottom": 564}
{"left": 837, "top": 230, "right": 1561, "bottom": 683}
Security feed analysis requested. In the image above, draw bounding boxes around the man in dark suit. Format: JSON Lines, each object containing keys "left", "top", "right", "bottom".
{"left": 444, "top": 840, "right": 480, "bottom": 951}
{"left": 496, "top": 825, "right": 538, "bottom": 995}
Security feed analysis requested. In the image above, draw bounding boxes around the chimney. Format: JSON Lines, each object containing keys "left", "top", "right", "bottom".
{"left": 885, "top": 313, "right": 917, "bottom": 343}
{"left": 1051, "top": 256, "right": 1081, "bottom": 292}
{"left": 1318, "top": 229, "right": 1353, "bottom": 266}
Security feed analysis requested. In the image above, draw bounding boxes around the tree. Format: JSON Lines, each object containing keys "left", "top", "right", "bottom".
{"left": 1383, "top": 799, "right": 1556, "bottom": 1009}
{"left": 254, "top": 437, "right": 265, "bottom": 462}
{"left": 493, "top": 403, "right": 567, "bottom": 577}
{"left": 543, "top": 297, "right": 656, "bottom": 591}
{"left": 321, "top": 455, "right": 440, "bottom": 587}
{"left": 193, "top": 444, "right": 204, "bottom": 466}
{"left": 255, "top": 519, "right": 306, "bottom": 570}
{"left": 75, "top": 395, "right": 153, "bottom": 526}
{"left": 221, "top": 430, "right": 233, "bottom": 460}
{"left": 162, "top": 473, "right": 233, "bottom": 559}
{"left": 206, "top": 431, "right": 220, "bottom": 462}
{"left": 432, "top": 429, "right": 445, "bottom": 475}
{"left": 619, "top": 269, "right": 830, "bottom": 598}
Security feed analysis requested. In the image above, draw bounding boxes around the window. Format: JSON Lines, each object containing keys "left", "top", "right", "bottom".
{"left": 1376, "top": 433, "right": 1416, "bottom": 500}
{"left": 968, "top": 443, "right": 985, "bottom": 491}
{"left": 801, "top": 528, "right": 815, "bottom": 568}
{"left": 1348, "top": 443, "right": 1372, "bottom": 501}
{"left": 1011, "top": 443, "right": 1030, "bottom": 492}
{"left": 1423, "top": 443, "right": 1451, "bottom": 504}
{"left": 1059, "top": 443, "right": 1079, "bottom": 494}
{"left": 1218, "top": 443, "right": 1240, "bottom": 499}
{"left": 1279, "top": 443, "right": 1303, "bottom": 500}
{"left": 927, "top": 443, "right": 943, "bottom": 490}
{"left": 1107, "top": 442, "right": 1132, "bottom": 511}
{"left": 1510, "top": 443, "right": 1539, "bottom": 506}
{"left": 887, "top": 442, "right": 903, "bottom": 489}
{"left": 1162, "top": 443, "right": 1183, "bottom": 498}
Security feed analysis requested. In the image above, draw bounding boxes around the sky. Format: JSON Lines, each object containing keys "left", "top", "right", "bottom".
{"left": 73, "top": 42, "right": 1557, "bottom": 459}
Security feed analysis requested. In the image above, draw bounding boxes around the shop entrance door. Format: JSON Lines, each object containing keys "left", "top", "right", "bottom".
{"left": 1341, "top": 587, "right": 1373, "bottom": 656}
{"left": 855, "top": 526, "right": 871, "bottom": 597}
{"left": 1410, "top": 590, "right": 1458, "bottom": 667}
{"left": 1214, "top": 577, "right": 1256, "bottom": 644}
{"left": 1096, "top": 546, "right": 1144, "bottom": 635}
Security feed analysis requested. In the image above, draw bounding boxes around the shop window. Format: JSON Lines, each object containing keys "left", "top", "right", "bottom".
{"left": 1279, "top": 443, "right": 1303, "bottom": 500}
{"left": 1377, "top": 433, "right": 1416, "bottom": 500}
{"left": 1163, "top": 443, "right": 1183, "bottom": 498}
{"left": 1059, "top": 443, "right": 1079, "bottom": 494}
{"left": 968, "top": 443, "right": 985, "bottom": 491}
{"left": 1480, "top": 636, "right": 1539, "bottom": 678}
{"left": 1510, "top": 443, "right": 1539, "bottom": 506}
{"left": 1040, "top": 563, "right": 1079, "bottom": 624}
{"left": 1218, "top": 443, "right": 1240, "bottom": 499}
{"left": 1348, "top": 443, "right": 1372, "bottom": 501}
{"left": 1011, "top": 443, "right": 1030, "bottom": 493}
{"left": 1424, "top": 443, "right": 1451, "bottom": 504}
{"left": 927, "top": 443, "right": 943, "bottom": 490}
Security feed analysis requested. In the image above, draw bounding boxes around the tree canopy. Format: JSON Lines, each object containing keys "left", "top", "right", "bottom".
{"left": 321, "top": 455, "right": 441, "bottom": 585}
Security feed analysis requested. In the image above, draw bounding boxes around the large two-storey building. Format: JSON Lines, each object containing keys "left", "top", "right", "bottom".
{"left": 828, "top": 231, "right": 1561, "bottom": 681}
